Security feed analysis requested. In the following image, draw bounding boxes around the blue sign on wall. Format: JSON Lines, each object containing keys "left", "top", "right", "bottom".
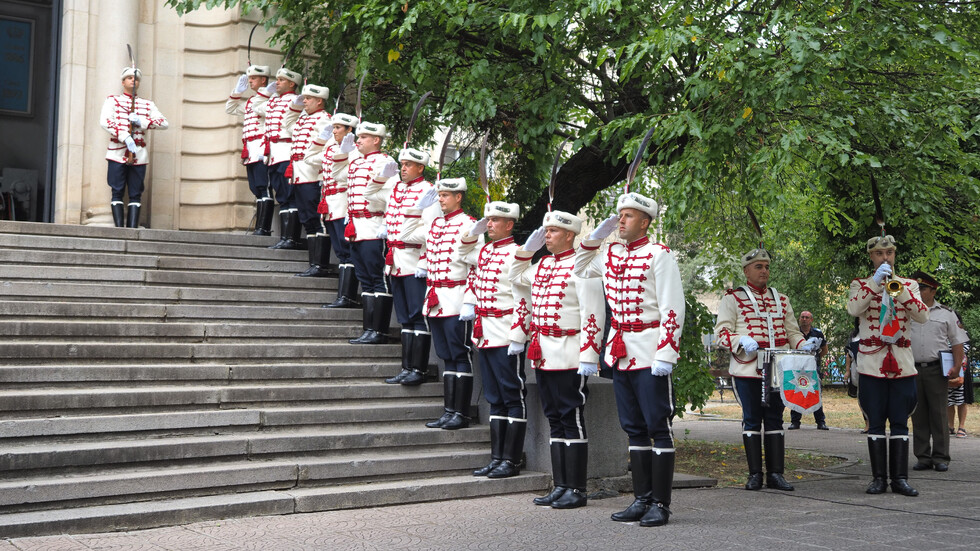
{"left": 0, "top": 17, "right": 34, "bottom": 115}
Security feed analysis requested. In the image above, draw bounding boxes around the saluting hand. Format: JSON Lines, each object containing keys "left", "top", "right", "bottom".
{"left": 379, "top": 160, "right": 399, "bottom": 180}
{"left": 317, "top": 125, "right": 332, "bottom": 143}
{"left": 468, "top": 217, "right": 489, "bottom": 237}
{"left": 233, "top": 74, "right": 248, "bottom": 95}
{"left": 589, "top": 214, "right": 619, "bottom": 240}
{"left": 339, "top": 133, "right": 356, "bottom": 154}
{"left": 262, "top": 81, "right": 278, "bottom": 96}
{"left": 521, "top": 226, "right": 547, "bottom": 253}
{"left": 415, "top": 188, "right": 439, "bottom": 210}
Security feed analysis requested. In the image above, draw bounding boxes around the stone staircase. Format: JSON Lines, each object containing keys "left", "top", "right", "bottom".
{"left": 0, "top": 221, "right": 548, "bottom": 537}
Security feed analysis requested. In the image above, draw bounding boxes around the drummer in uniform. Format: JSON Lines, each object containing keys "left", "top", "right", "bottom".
{"left": 713, "top": 247, "right": 819, "bottom": 493}
{"left": 458, "top": 201, "right": 531, "bottom": 479}
{"left": 225, "top": 65, "right": 272, "bottom": 235}
{"left": 511, "top": 211, "right": 604, "bottom": 509}
{"left": 846, "top": 235, "right": 928, "bottom": 496}
{"left": 574, "top": 192, "right": 684, "bottom": 527}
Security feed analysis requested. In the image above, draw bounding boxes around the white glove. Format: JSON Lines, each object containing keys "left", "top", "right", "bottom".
{"left": 739, "top": 336, "right": 759, "bottom": 354}
{"left": 459, "top": 303, "right": 476, "bottom": 321}
{"left": 415, "top": 188, "right": 439, "bottom": 210}
{"left": 651, "top": 360, "right": 674, "bottom": 376}
{"left": 873, "top": 262, "right": 892, "bottom": 286}
{"left": 589, "top": 214, "right": 619, "bottom": 240}
{"left": 339, "top": 133, "right": 356, "bottom": 154}
{"left": 376, "top": 226, "right": 388, "bottom": 239}
{"left": 123, "top": 136, "right": 138, "bottom": 154}
{"left": 468, "top": 217, "right": 489, "bottom": 237}
{"left": 379, "top": 160, "right": 399, "bottom": 180}
{"left": 507, "top": 341, "right": 524, "bottom": 356}
{"left": 521, "top": 226, "right": 547, "bottom": 253}
{"left": 343, "top": 215, "right": 349, "bottom": 225}
{"left": 415, "top": 268, "right": 427, "bottom": 279}
{"left": 801, "top": 337, "right": 821, "bottom": 352}
{"left": 128, "top": 113, "right": 146, "bottom": 129}
{"left": 578, "top": 362, "right": 599, "bottom": 376}
{"left": 263, "top": 81, "right": 277, "bottom": 96}
{"left": 258, "top": 154, "right": 267, "bottom": 163}
{"left": 291, "top": 94, "right": 304, "bottom": 107}
{"left": 318, "top": 125, "right": 332, "bottom": 142}
{"left": 233, "top": 74, "right": 248, "bottom": 94}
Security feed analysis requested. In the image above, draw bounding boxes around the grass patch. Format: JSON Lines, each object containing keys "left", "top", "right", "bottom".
{"left": 676, "top": 439, "right": 844, "bottom": 488}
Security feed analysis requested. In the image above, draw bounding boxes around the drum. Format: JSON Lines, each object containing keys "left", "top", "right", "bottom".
{"left": 761, "top": 349, "right": 822, "bottom": 414}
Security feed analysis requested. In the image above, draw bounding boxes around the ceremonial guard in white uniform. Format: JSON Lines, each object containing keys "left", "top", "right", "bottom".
{"left": 847, "top": 235, "right": 928, "bottom": 496}
{"left": 511, "top": 211, "right": 604, "bottom": 509}
{"left": 460, "top": 201, "right": 531, "bottom": 479}
{"left": 225, "top": 65, "right": 272, "bottom": 235}
{"left": 314, "top": 113, "right": 359, "bottom": 299}
{"left": 99, "top": 67, "right": 169, "bottom": 228}
{"left": 381, "top": 148, "right": 439, "bottom": 385}
{"left": 346, "top": 122, "right": 399, "bottom": 345}
{"left": 255, "top": 67, "right": 302, "bottom": 248}
{"left": 574, "top": 192, "right": 684, "bottom": 527}
{"left": 714, "top": 248, "right": 818, "bottom": 493}
{"left": 282, "top": 84, "right": 331, "bottom": 257}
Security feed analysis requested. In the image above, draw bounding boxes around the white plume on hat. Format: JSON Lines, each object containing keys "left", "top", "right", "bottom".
{"left": 246, "top": 65, "right": 271, "bottom": 77}
{"left": 484, "top": 201, "right": 520, "bottom": 220}
{"left": 616, "top": 192, "right": 658, "bottom": 220}
{"left": 331, "top": 113, "right": 358, "bottom": 128}
{"left": 436, "top": 178, "right": 467, "bottom": 193}
{"left": 356, "top": 121, "right": 387, "bottom": 138}
{"left": 399, "top": 148, "right": 430, "bottom": 166}
{"left": 543, "top": 210, "right": 583, "bottom": 235}
{"left": 120, "top": 67, "right": 142, "bottom": 80}
{"left": 301, "top": 84, "right": 329, "bottom": 100}
{"left": 276, "top": 67, "right": 302, "bottom": 85}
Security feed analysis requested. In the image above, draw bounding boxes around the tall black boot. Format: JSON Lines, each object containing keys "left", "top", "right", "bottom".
{"left": 534, "top": 441, "right": 567, "bottom": 506}
{"left": 639, "top": 449, "right": 674, "bottom": 527}
{"left": 401, "top": 330, "right": 431, "bottom": 385}
{"left": 442, "top": 374, "right": 473, "bottom": 430}
{"left": 126, "top": 202, "right": 141, "bottom": 228}
{"left": 386, "top": 331, "right": 414, "bottom": 384}
{"left": 272, "top": 210, "right": 305, "bottom": 250}
{"left": 269, "top": 211, "right": 290, "bottom": 249}
{"left": 253, "top": 199, "right": 273, "bottom": 236}
{"left": 488, "top": 419, "right": 526, "bottom": 478}
{"left": 743, "top": 431, "right": 764, "bottom": 490}
{"left": 611, "top": 448, "right": 654, "bottom": 522}
{"left": 426, "top": 373, "right": 456, "bottom": 428}
{"left": 324, "top": 265, "right": 358, "bottom": 308}
{"left": 297, "top": 234, "right": 335, "bottom": 276}
{"left": 358, "top": 293, "right": 392, "bottom": 344}
{"left": 552, "top": 442, "right": 588, "bottom": 509}
{"left": 110, "top": 202, "right": 125, "bottom": 227}
{"left": 349, "top": 294, "right": 378, "bottom": 344}
{"left": 866, "top": 435, "right": 888, "bottom": 494}
{"left": 294, "top": 235, "right": 320, "bottom": 276}
{"left": 889, "top": 436, "right": 918, "bottom": 497}
{"left": 474, "top": 418, "right": 507, "bottom": 476}
{"left": 764, "top": 432, "right": 794, "bottom": 491}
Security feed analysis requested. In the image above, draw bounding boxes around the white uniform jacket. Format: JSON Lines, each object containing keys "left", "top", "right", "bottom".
{"left": 511, "top": 248, "right": 605, "bottom": 370}
{"left": 255, "top": 91, "right": 300, "bottom": 165}
{"left": 383, "top": 177, "right": 439, "bottom": 277}
{"left": 407, "top": 209, "right": 481, "bottom": 318}
{"left": 847, "top": 276, "right": 929, "bottom": 378}
{"left": 460, "top": 235, "right": 531, "bottom": 349}
{"left": 575, "top": 236, "right": 685, "bottom": 370}
{"left": 714, "top": 284, "right": 807, "bottom": 378}
{"left": 345, "top": 151, "right": 394, "bottom": 241}
{"left": 287, "top": 109, "right": 330, "bottom": 185}
{"left": 225, "top": 90, "right": 270, "bottom": 165}
{"left": 100, "top": 94, "right": 169, "bottom": 165}
{"left": 304, "top": 139, "right": 348, "bottom": 221}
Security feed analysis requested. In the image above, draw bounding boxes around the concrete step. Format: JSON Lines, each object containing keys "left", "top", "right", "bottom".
{"left": 0, "top": 423, "right": 488, "bottom": 471}
{"left": 0, "top": 320, "right": 363, "bottom": 341}
{"left": 0, "top": 472, "right": 550, "bottom": 538}
{"left": 0, "top": 300, "right": 361, "bottom": 322}
{"left": 0, "top": 380, "right": 436, "bottom": 413}
{"left": 0, "top": 220, "right": 279, "bottom": 248}
{"left": 0, "top": 248, "right": 311, "bottom": 274}
{"left": 0, "top": 281, "right": 337, "bottom": 306}
{"left": 0, "top": 401, "right": 444, "bottom": 438}
{"left": 0, "top": 361, "right": 402, "bottom": 384}
{"left": 0, "top": 446, "right": 490, "bottom": 509}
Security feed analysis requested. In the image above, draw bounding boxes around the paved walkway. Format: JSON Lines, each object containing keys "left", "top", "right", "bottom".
{"left": 4, "top": 417, "right": 979, "bottom": 550}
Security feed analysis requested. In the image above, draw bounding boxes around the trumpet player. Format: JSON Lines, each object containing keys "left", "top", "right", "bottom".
{"left": 846, "top": 235, "right": 928, "bottom": 496}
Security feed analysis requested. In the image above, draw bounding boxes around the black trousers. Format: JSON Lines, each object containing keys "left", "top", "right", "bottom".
{"left": 538, "top": 369, "right": 589, "bottom": 441}
{"left": 391, "top": 275, "right": 427, "bottom": 331}
{"left": 292, "top": 182, "right": 323, "bottom": 234}
{"left": 858, "top": 374, "right": 916, "bottom": 436}
{"left": 326, "top": 218, "right": 350, "bottom": 264}
{"left": 245, "top": 161, "right": 270, "bottom": 199}
{"left": 428, "top": 315, "right": 471, "bottom": 373}
{"left": 267, "top": 161, "right": 293, "bottom": 207}
{"left": 479, "top": 346, "right": 526, "bottom": 419}
{"left": 614, "top": 368, "right": 674, "bottom": 448}
{"left": 733, "top": 376, "right": 784, "bottom": 433}
{"left": 350, "top": 238, "right": 387, "bottom": 294}
{"left": 106, "top": 161, "right": 146, "bottom": 203}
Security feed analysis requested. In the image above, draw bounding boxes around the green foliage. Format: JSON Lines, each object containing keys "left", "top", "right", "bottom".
{"left": 674, "top": 292, "right": 717, "bottom": 417}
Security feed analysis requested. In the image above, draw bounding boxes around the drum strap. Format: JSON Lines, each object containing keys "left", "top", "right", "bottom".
{"left": 740, "top": 286, "right": 783, "bottom": 347}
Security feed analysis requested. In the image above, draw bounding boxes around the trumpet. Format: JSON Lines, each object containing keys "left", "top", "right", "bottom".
{"left": 886, "top": 275, "right": 904, "bottom": 298}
